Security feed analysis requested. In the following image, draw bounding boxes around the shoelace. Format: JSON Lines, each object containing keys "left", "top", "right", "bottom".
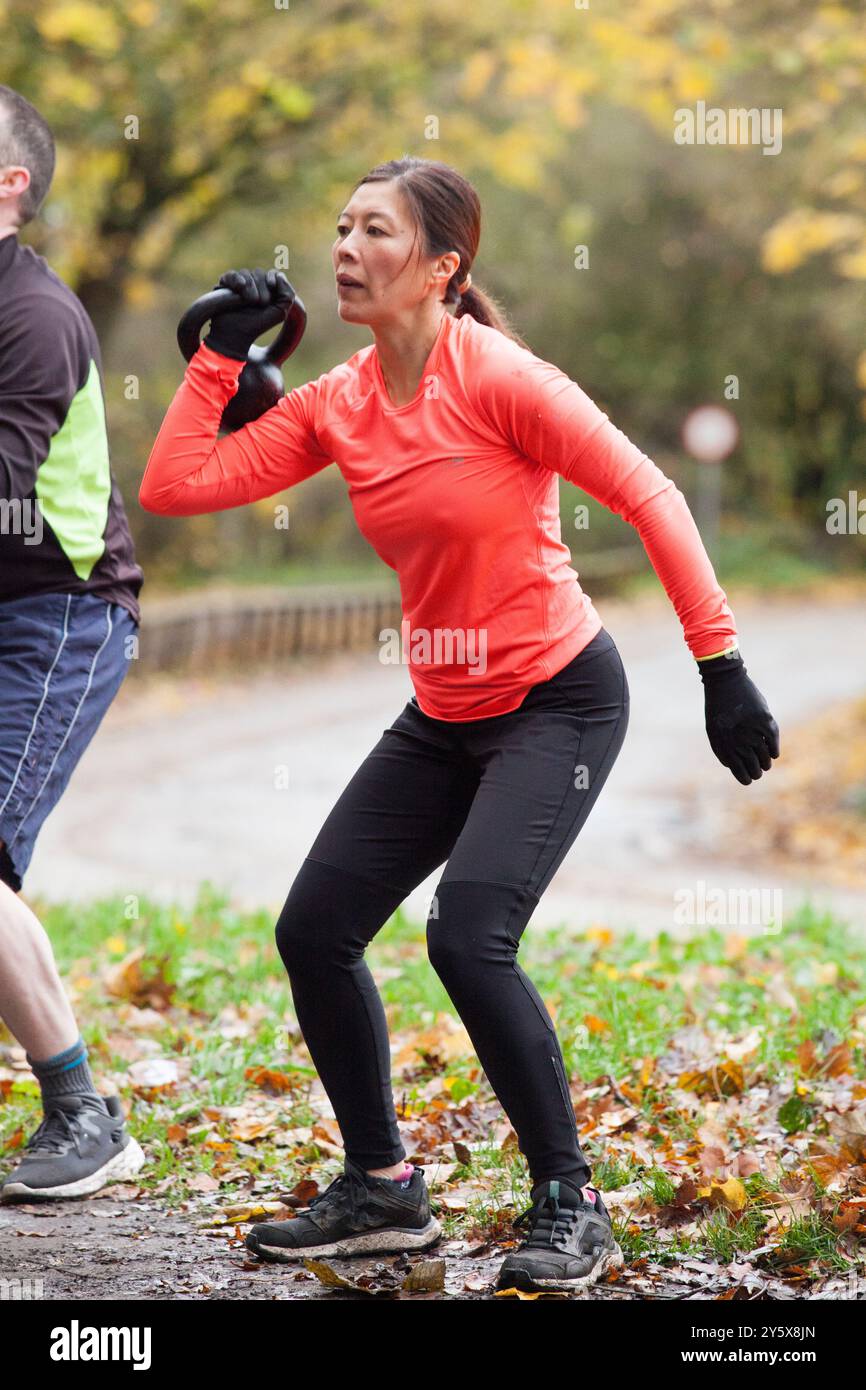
{"left": 305, "top": 1167, "right": 371, "bottom": 1224}
{"left": 513, "top": 1193, "right": 595, "bottom": 1251}
{"left": 25, "top": 1105, "right": 87, "bottom": 1158}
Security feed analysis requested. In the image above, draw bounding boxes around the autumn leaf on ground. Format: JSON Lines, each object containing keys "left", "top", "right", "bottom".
{"left": 697, "top": 1177, "right": 749, "bottom": 1212}
{"left": 304, "top": 1258, "right": 403, "bottom": 1295}
{"left": 104, "top": 947, "right": 174, "bottom": 1010}
{"left": 229, "top": 1113, "right": 279, "bottom": 1143}
{"left": 244, "top": 1066, "right": 302, "bottom": 1095}
{"left": 678, "top": 1058, "right": 745, "bottom": 1097}
{"left": 187, "top": 1173, "right": 220, "bottom": 1194}
{"left": 393, "top": 1014, "right": 475, "bottom": 1071}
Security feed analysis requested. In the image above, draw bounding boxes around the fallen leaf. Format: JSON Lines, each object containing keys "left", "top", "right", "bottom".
{"left": 187, "top": 1172, "right": 220, "bottom": 1193}
{"left": 244, "top": 1066, "right": 301, "bottom": 1095}
{"left": 104, "top": 947, "right": 174, "bottom": 1010}
{"left": 127, "top": 1058, "right": 178, "bottom": 1091}
{"left": 698, "top": 1178, "right": 749, "bottom": 1212}
{"left": 401, "top": 1259, "right": 445, "bottom": 1292}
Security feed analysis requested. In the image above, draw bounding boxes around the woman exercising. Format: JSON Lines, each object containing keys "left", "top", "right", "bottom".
{"left": 140, "top": 156, "right": 779, "bottom": 1294}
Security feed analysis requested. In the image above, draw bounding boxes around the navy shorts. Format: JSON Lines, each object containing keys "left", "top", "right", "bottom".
{"left": 0, "top": 592, "right": 138, "bottom": 892}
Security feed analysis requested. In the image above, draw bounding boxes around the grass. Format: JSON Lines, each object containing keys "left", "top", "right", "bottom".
{"left": 1, "top": 888, "right": 864, "bottom": 1276}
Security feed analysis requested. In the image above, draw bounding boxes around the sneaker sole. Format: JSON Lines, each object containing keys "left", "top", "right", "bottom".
{"left": 0, "top": 1136, "right": 146, "bottom": 1202}
{"left": 496, "top": 1240, "right": 625, "bottom": 1293}
{"left": 246, "top": 1214, "right": 442, "bottom": 1262}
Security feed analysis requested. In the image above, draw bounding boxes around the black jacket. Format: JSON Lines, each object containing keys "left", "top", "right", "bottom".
{"left": 0, "top": 232, "right": 142, "bottom": 622}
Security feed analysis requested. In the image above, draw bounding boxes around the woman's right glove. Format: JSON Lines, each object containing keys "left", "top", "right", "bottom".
{"left": 698, "top": 649, "right": 780, "bottom": 785}
{"left": 203, "top": 267, "right": 295, "bottom": 362}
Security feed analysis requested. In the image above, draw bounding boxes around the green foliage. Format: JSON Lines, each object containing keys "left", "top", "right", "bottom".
{"left": 4, "top": 0, "right": 864, "bottom": 585}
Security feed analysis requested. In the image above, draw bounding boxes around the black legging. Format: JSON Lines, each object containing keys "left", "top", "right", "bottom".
{"left": 275, "top": 626, "right": 629, "bottom": 1188}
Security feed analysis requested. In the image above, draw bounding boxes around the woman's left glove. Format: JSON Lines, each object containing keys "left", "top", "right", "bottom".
{"left": 698, "top": 650, "right": 780, "bottom": 785}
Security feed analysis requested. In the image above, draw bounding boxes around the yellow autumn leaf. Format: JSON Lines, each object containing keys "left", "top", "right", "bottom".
{"left": 698, "top": 1177, "right": 748, "bottom": 1212}
{"left": 40, "top": 70, "right": 100, "bottom": 110}
{"left": 674, "top": 66, "right": 712, "bottom": 102}
{"left": 823, "top": 169, "right": 863, "bottom": 199}
{"left": 724, "top": 934, "right": 749, "bottom": 960}
{"left": 230, "top": 1117, "right": 276, "bottom": 1142}
{"left": 762, "top": 210, "right": 862, "bottom": 273}
{"left": 123, "top": 276, "right": 157, "bottom": 310}
{"left": 552, "top": 86, "right": 585, "bottom": 130}
{"left": 817, "top": 80, "right": 842, "bottom": 104}
{"left": 678, "top": 1059, "right": 744, "bottom": 1095}
{"left": 36, "top": 3, "right": 122, "bottom": 53}
{"left": 700, "top": 32, "right": 731, "bottom": 60}
{"left": 494, "top": 1286, "right": 562, "bottom": 1299}
{"left": 240, "top": 61, "right": 272, "bottom": 91}
{"left": 203, "top": 86, "right": 257, "bottom": 127}
{"left": 836, "top": 246, "right": 866, "bottom": 279}
{"left": 461, "top": 51, "right": 496, "bottom": 103}
{"left": 489, "top": 128, "right": 551, "bottom": 193}
{"left": 127, "top": 0, "right": 158, "bottom": 25}
{"left": 590, "top": 961, "right": 620, "bottom": 980}
{"left": 627, "top": 959, "right": 653, "bottom": 977}
{"left": 584, "top": 925, "right": 614, "bottom": 944}
{"left": 814, "top": 961, "right": 839, "bottom": 984}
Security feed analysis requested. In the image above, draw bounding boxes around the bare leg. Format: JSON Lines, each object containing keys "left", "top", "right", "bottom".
{"left": 367, "top": 1161, "right": 410, "bottom": 1178}
{"left": 0, "top": 844, "right": 79, "bottom": 1059}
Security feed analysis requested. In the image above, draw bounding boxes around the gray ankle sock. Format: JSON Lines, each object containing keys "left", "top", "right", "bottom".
{"left": 26, "top": 1035, "right": 104, "bottom": 1109}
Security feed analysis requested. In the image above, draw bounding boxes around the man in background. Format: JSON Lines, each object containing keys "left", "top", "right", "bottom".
{"left": 0, "top": 85, "right": 145, "bottom": 1199}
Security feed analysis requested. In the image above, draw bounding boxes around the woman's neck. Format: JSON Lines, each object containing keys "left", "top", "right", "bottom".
{"left": 373, "top": 304, "right": 449, "bottom": 405}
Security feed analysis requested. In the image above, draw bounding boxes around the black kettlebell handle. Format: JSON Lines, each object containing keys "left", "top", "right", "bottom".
{"left": 176, "top": 286, "right": 306, "bottom": 368}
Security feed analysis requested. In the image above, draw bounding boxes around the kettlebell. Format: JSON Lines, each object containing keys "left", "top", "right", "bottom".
{"left": 176, "top": 285, "right": 307, "bottom": 433}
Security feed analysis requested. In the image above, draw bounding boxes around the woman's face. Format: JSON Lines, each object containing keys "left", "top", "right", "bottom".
{"left": 332, "top": 180, "right": 459, "bottom": 325}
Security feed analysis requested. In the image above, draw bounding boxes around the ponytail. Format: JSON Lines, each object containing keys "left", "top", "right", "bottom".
{"left": 455, "top": 281, "right": 531, "bottom": 352}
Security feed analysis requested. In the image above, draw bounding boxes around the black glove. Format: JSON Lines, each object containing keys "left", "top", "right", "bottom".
{"left": 698, "top": 649, "right": 780, "bottom": 785}
{"left": 204, "top": 268, "right": 295, "bottom": 362}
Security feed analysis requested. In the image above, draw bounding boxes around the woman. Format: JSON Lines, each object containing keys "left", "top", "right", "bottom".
{"left": 140, "top": 156, "right": 779, "bottom": 1294}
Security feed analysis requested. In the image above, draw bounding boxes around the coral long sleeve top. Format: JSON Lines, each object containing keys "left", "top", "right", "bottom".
{"left": 139, "top": 309, "right": 738, "bottom": 721}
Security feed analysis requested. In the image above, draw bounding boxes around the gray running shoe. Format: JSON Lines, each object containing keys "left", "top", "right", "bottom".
{"left": 246, "top": 1157, "right": 442, "bottom": 1261}
{"left": 496, "top": 1178, "right": 625, "bottom": 1293}
{"left": 0, "top": 1094, "right": 145, "bottom": 1201}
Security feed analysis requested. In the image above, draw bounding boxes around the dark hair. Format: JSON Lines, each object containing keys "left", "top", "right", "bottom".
{"left": 0, "top": 86, "right": 56, "bottom": 227}
{"left": 352, "top": 155, "right": 530, "bottom": 350}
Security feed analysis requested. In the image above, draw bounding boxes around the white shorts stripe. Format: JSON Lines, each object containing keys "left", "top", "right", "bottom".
{"left": 10, "top": 603, "right": 115, "bottom": 845}
{"left": 0, "top": 594, "right": 72, "bottom": 820}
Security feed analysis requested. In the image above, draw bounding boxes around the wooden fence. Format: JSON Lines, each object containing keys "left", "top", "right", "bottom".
{"left": 132, "top": 549, "right": 644, "bottom": 677}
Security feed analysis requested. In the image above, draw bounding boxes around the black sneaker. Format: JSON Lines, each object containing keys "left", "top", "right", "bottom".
{"left": 0, "top": 1094, "right": 145, "bottom": 1202}
{"left": 246, "top": 1157, "right": 442, "bottom": 1262}
{"left": 495, "top": 1178, "right": 624, "bottom": 1293}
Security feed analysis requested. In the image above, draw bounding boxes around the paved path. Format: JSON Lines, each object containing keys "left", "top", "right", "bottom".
{"left": 25, "top": 584, "right": 866, "bottom": 935}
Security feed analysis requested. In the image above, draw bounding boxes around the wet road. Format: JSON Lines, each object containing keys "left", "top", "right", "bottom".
{"left": 25, "top": 584, "right": 866, "bottom": 935}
